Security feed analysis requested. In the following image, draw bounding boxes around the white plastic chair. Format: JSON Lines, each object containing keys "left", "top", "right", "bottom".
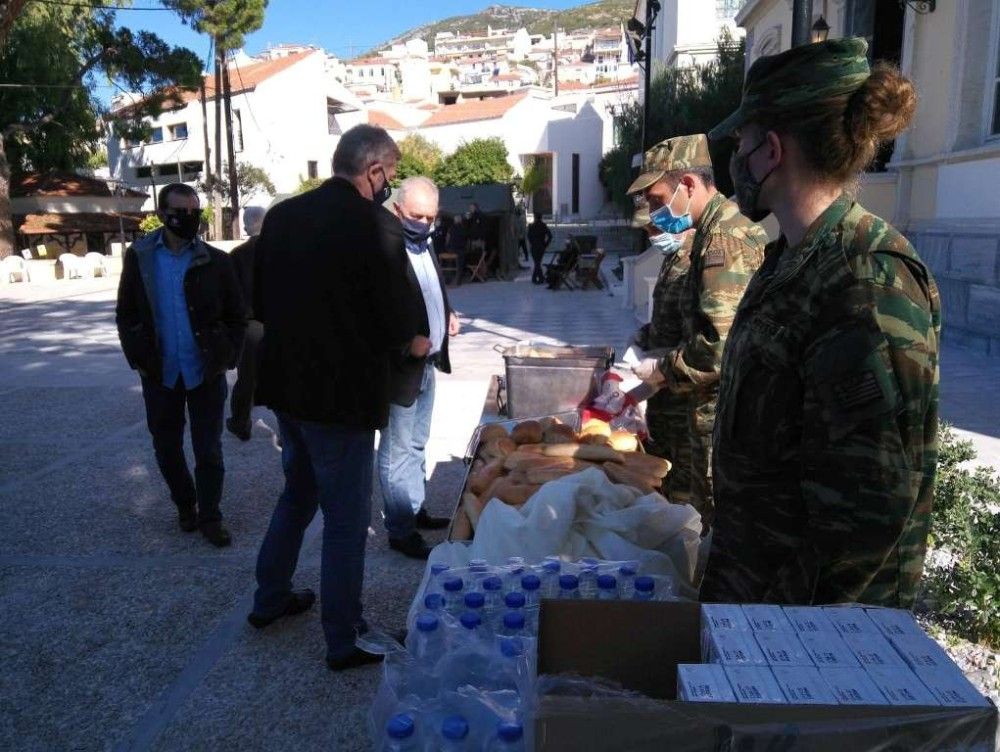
{"left": 59, "top": 253, "right": 88, "bottom": 280}
{"left": 20, "top": 248, "right": 32, "bottom": 260}
{"left": 85, "top": 252, "right": 108, "bottom": 277}
{"left": 2, "top": 255, "right": 30, "bottom": 283}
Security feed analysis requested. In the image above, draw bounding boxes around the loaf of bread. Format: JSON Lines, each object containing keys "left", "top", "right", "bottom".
{"left": 579, "top": 418, "right": 612, "bottom": 438}
{"left": 609, "top": 430, "right": 639, "bottom": 452}
{"left": 479, "top": 424, "right": 509, "bottom": 444}
{"left": 480, "top": 437, "right": 517, "bottom": 461}
{"left": 452, "top": 505, "right": 473, "bottom": 539}
{"left": 462, "top": 491, "right": 487, "bottom": 529}
{"left": 510, "top": 420, "right": 544, "bottom": 445}
{"left": 503, "top": 453, "right": 577, "bottom": 471}
{"left": 542, "top": 443, "right": 625, "bottom": 463}
{"left": 603, "top": 462, "right": 658, "bottom": 495}
{"left": 621, "top": 452, "right": 671, "bottom": 478}
{"left": 543, "top": 423, "right": 578, "bottom": 444}
{"left": 481, "top": 476, "right": 541, "bottom": 507}
{"left": 469, "top": 459, "right": 505, "bottom": 495}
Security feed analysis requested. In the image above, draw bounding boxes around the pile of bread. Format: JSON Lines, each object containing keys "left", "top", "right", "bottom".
{"left": 451, "top": 417, "right": 671, "bottom": 540}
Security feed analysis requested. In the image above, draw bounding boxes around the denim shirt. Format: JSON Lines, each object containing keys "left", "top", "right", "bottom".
{"left": 153, "top": 235, "right": 204, "bottom": 389}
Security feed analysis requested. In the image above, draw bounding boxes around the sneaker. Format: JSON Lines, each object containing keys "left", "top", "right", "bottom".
{"left": 388, "top": 531, "right": 431, "bottom": 560}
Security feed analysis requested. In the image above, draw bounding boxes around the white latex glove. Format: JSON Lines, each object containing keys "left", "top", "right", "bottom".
{"left": 632, "top": 357, "right": 666, "bottom": 387}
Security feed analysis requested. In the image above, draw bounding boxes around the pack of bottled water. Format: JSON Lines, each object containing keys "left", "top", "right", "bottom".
{"left": 374, "top": 556, "right": 676, "bottom": 750}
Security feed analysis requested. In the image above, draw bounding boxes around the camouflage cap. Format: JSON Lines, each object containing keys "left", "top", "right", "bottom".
{"left": 627, "top": 134, "right": 713, "bottom": 195}
{"left": 709, "top": 37, "right": 871, "bottom": 140}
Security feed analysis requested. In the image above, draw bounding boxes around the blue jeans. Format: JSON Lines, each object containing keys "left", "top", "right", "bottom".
{"left": 378, "top": 363, "right": 436, "bottom": 539}
{"left": 253, "top": 412, "right": 375, "bottom": 661}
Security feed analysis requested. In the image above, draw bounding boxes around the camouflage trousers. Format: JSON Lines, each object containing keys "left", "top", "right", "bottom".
{"left": 647, "top": 387, "right": 717, "bottom": 528}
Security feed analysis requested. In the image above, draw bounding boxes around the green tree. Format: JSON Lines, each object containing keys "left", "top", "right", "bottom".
{"left": 0, "top": 3, "right": 202, "bottom": 257}
{"left": 599, "top": 31, "right": 745, "bottom": 215}
{"left": 434, "top": 137, "right": 514, "bottom": 187}
{"left": 519, "top": 157, "right": 548, "bottom": 213}
{"left": 203, "top": 162, "right": 275, "bottom": 206}
{"left": 295, "top": 175, "right": 324, "bottom": 194}
{"left": 393, "top": 134, "right": 443, "bottom": 185}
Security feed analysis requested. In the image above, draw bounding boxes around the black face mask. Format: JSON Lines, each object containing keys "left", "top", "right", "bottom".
{"left": 730, "top": 139, "right": 775, "bottom": 223}
{"left": 369, "top": 167, "right": 392, "bottom": 204}
{"left": 163, "top": 209, "right": 201, "bottom": 241}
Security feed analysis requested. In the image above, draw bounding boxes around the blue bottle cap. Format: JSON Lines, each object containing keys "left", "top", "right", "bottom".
{"left": 619, "top": 563, "right": 638, "bottom": 577}
{"left": 460, "top": 611, "right": 482, "bottom": 630}
{"left": 464, "top": 591, "right": 485, "bottom": 609}
{"left": 483, "top": 576, "right": 504, "bottom": 592}
{"left": 416, "top": 613, "right": 439, "bottom": 632}
{"left": 505, "top": 591, "right": 526, "bottom": 609}
{"left": 442, "top": 714, "right": 469, "bottom": 740}
{"left": 597, "top": 574, "right": 617, "bottom": 590}
{"left": 443, "top": 576, "right": 464, "bottom": 592}
{"left": 500, "top": 636, "right": 525, "bottom": 657}
{"left": 635, "top": 575, "right": 655, "bottom": 593}
{"left": 497, "top": 721, "right": 523, "bottom": 742}
{"left": 503, "top": 611, "right": 526, "bottom": 630}
{"left": 559, "top": 574, "right": 579, "bottom": 590}
{"left": 520, "top": 574, "right": 541, "bottom": 591}
{"left": 424, "top": 593, "right": 444, "bottom": 610}
{"left": 431, "top": 563, "right": 450, "bottom": 576}
{"left": 387, "top": 713, "right": 415, "bottom": 739}
{"left": 542, "top": 560, "right": 561, "bottom": 573}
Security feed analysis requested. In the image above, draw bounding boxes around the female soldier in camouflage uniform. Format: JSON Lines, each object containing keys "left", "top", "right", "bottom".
{"left": 702, "top": 38, "right": 940, "bottom": 609}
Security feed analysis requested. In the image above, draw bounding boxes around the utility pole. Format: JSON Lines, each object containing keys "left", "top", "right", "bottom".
{"left": 552, "top": 19, "right": 559, "bottom": 96}
{"left": 212, "top": 39, "right": 223, "bottom": 240}
{"left": 791, "top": 0, "right": 815, "bottom": 47}
{"left": 641, "top": 0, "right": 659, "bottom": 152}
{"left": 221, "top": 58, "right": 240, "bottom": 240}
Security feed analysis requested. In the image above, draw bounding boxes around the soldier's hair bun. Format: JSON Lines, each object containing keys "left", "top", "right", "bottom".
{"left": 847, "top": 62, "right": 918, "bottom": 150}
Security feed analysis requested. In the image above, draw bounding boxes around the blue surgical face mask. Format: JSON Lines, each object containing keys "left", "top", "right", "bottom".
{"left": 401, "top": 216, "right": 433, "bottom": 250}
{"left": 649, "top": 184, "right": 693, "bottom": 234}
{"left": 650, "top": 232, "right": 683, "bottom": 255}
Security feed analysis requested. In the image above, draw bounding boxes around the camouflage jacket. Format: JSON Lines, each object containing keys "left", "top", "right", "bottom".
{"left": 701, "top": 196, "right": 942, "bottom": 608}
{"left": 663, "top": 193, "right": 767, "bottom": 392}
{"left": 647, "top": 235, "right": 693, "bottom": 350}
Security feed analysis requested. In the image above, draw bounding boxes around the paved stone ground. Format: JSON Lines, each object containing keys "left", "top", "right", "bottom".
{"left": 1, "top": 269, "right": 997, "bottom": 750}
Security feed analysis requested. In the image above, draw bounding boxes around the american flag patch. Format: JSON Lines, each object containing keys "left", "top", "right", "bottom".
{"left": 832, "top": 370, "right": 883, "bottom": 410}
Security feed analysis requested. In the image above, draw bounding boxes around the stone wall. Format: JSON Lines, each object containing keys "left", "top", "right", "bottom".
{"left": 910, "top": 229, "right": 1000, "bottom": 356}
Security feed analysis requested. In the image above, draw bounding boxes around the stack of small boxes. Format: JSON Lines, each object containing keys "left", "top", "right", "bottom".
{"left": 677, "top": 604, "right": 989, "bottom": 707}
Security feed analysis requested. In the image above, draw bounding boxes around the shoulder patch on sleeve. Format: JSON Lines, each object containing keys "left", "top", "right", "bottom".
{"left": 703, "top": 245, "right": 726, "bottom": 268}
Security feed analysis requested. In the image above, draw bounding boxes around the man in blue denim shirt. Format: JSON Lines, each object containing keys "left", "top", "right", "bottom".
{"left": 116, "top": 183, "right": 246, "bottom": 546}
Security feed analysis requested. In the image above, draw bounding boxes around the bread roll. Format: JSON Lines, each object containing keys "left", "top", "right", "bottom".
{"left": 513, "top": 443, "right": 547, "bottom": 454}
{"left": 481, "top": 477, "right": 540, "bottom": 506}
{"left": 462, "top": 492, "right": 487, "bottom": 529}
{"left": 503, "top": 453, "right": 576, "bottom": 471}
{"left": 603, "top": 462, "right": 658, "bottom": 495}
{"left": 468, "top": 459, "right": 504, "bottom": 495}
{"left": 479, "top": 424, "right": 509, "bottom": 443}
{"left": 621, "top": 452, "right": 672, "bottom": 478}
{"left": 542, "top": 443, "right": 625, "bottom": 463}
{"left": 451, "top": 505, "right": 473, "bottom": 540}
{"left": 578, "top": 433, "right": 612, "bottom": 447}
{"left": 609, "top": 430, "right": 639, "bottom": 452}
{"left": 579, "top": 418, "right": 612, "bottom": 438}
{"left": 510, "top": 420, "right": 544, "bottom": 445}
{"left": 543, "top": 423, "right": 578, "bottom": 444}
{"left": 538, "top": 416, "right": 562, "bottom": 431}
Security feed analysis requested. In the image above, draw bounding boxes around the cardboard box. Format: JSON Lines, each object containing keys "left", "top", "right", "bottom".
{"left": 676, "top": 664, "right": 736, "bottom": 703}
{"left": 865, "top": 607, "right": 925, "bottom": 639}
{"left": 701, "top": 603, "right": 750, "bottom": 632}
{"left": 724, "top": 666, "right": 787, "bottom": 704}
{"left": 742, "top": 604, "right": 794, "bottom": 633}
{"left": 755, "top": 631, "right": 815, "bottom": 667}
{"left": 824, "top": 606, "right": 879, "bottom": 636}
{"left": 703, "top": 628, "right": 768, "bottom": 667}
{"left": 820, "top": 667, "right": 889, "bottom": 706}
{"left": 783, "top": 605, "right": 835, "bottom": 635}
{"left": 842, "top": 631, "right": 906, "bottom": 669}
{"left": 866, "top": 666, "right": 940, "bottom": 706}
{"left": 798, "top": 631, "right": 861, "bottom": 668}
{"left": 917, "top": 666, "right": 993, "bottom": 708}
{"left": 534, "top": 601, "right": 998, "bottom": 751}
{"left": 772, "top": 666, "right": 839, "bottom": 705}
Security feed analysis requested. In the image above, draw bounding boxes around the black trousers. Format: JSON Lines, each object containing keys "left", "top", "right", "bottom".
{"left": 229, "top": 319, "right": 263, "bottom": 432}
{"left": 530, "top": 244, "right": 546, "bottom": 284}
{"left": 517, "top": 238, "right": 528, "bottom": 261}
{"left": 141, "top": 373, "right": 228, "bottom": 525}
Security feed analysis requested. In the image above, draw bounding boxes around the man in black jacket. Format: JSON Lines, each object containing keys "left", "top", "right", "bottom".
{"left": 248, "top": 125, "right": 422, "bottom": 671}
{"left": 226, "top": 206, "right": 265, "bottom": 441}
{"left": 115, "top": 183, "right": 246, "bottom": 547}
{"left": 379, "top": 176, "right": 461, "bottom": 560}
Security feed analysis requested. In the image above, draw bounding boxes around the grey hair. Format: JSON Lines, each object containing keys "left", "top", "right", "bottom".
{"left": 332, "top": 124, "right": 401, "bottom": 177}
{"left": 396, "top": 176, "right": 439, "bottom": 208}
{"left": 243, "top": 206, "right": 265, "bottom": 235}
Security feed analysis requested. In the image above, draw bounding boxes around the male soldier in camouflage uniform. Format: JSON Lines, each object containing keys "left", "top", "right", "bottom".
{"left": 700, "top": 39, "right": 940, "bottom": 608}
{"left": 630, "top": 135, "right": 767, "bottom": 526}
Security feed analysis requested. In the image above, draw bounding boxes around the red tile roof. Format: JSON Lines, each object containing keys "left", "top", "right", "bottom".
{"left": 421, "top": 93, "right": 527, "bottom": 127}
{"left": 17, "top": 213, "right": 143, "bottom": 235}
{"left": 368, "top": 110, "right": 406, "bottom": 130}
{"left": 12, "top": 171, "right": 146, "bottom": 198}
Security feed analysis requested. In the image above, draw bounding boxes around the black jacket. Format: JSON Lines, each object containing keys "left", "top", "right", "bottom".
{"left": 391, "top": 243, "right": 453, "bottom": 407}
{"left": 230, "top": 235, "right": 257, "bottom": 318}
{"left": 253, "top": 177, "right": 414, "bottom": 430}
{"left": 115, "top": 229, "right": 246, "bottom": 385}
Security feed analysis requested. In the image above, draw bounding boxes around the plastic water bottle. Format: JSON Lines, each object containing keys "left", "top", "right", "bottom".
{"left": 442, "top": 576, "right": 465, "bottom": 614}
{"left": 486, "top": 721, "right": 525, "bottom": 751}
{"left": 412, "top": 613, "right": 445, "bottom": 668}
{"left": 618, "top": 562, "right": 638, "bottom": 599}
{"left": 459, "top": 611, "right": 483, "bottom": 634}
{"left": 539, "top": 559, "right": 562, "bottom": 598}
{"left": 558, "top": 574, "right": 580, "bottom": 600}
{"left": 596, "top": 574, "right": 619, "bottom": 600}
{"left": 468, "top": 558, "right": 491, "bottom": 589}
{"left": 423, "top": 592, "right": 445, "bottom": 613}
{"left": 426, "top": 563, "right": 451, "bottom": 597}
{"left": 633, "top": 575, "right": 656, "bottom": 601}
{"left": 482, "top": 575, "right": 505, "bottom": 611}
{"left": 464, "top": 591, "right": 486, "bottom": 624}
{"left": 519, "top": 574, "right": 541, "bottom": 608}
{"left": 490, "top": 637, "right": 528, "bottom": 693}
{"left": 504, "top": 591, "right": 526, "bottom": 611}
{"left": 578, "top": 565, "right": 599, "bottom": 599}
{"left": 505, "top": 556, "right": 526, "bottom": 592}
{"left": 500, "top": 610, "right": 527, "bottom": 637}
{"left": 382, "top": 713, "right": 421, "bottom": 752}
{"left": 439, "top": 715, "right": 470, "bottom": 751}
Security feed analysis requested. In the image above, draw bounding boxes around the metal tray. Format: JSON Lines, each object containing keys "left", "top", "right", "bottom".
{"left": 497, "top": 344, "right": 615, "bottom": 419}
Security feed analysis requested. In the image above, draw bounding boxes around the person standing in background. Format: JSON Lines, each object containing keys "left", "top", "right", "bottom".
{"left": 226, "top": 206, "right": 266, "bottom": 442}
{"left": 527, "top": 212, "right": 552, "bottom": 285}
{"left": 116, "top": 183, "right": 246, "bottom": 548}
